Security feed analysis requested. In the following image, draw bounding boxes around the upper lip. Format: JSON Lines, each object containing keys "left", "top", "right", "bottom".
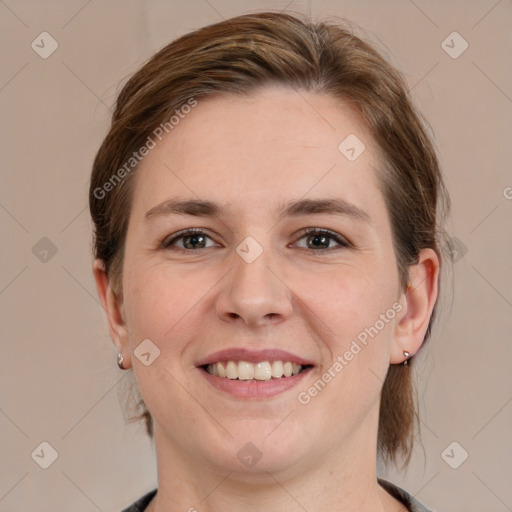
{"left": 195, "top": 348, "right": 315, "bottom": 367}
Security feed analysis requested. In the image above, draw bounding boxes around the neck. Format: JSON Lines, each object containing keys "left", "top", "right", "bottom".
{"left": 146, "top": 406, "right": 404, "bottom": 512}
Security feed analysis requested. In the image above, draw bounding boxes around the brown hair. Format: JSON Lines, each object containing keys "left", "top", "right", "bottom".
{"left": 89, "top": 11, "right": 450, "bottom": 471}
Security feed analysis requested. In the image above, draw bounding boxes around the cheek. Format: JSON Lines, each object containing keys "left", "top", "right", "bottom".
{"left": 294, "top": 263, "right": 398, "bottom": 393}
{"left": 295, "top": 263, "right": 398, "bottom": 342}
{"left": 122, "top": 263, "right": 193, "bottom": 349}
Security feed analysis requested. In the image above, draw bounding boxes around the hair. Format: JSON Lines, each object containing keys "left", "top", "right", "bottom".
{"left": 89, "top": 11, "right": 451, "bottom": 471}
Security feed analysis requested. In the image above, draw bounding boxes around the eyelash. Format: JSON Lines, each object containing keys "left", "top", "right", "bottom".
{"left": 159, "top": 228, "right": 352, "bottom": 255}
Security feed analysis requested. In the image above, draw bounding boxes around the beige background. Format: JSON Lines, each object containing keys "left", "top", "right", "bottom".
{"left": 1, "top": 1, "right": 511, "bottom": 511}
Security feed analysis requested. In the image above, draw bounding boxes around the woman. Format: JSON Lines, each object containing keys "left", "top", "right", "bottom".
{"left": 89, "top": 11, "right": 450, "bottom": 512}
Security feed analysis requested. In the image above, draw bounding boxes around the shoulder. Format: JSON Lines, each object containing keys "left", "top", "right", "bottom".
{"left": 120, "top": 488, "right": 157, "bottom": 512}
{"left": 378, "top": 478, "right": 437, "bottom": 512}
{"left": 118, "top": 481, "right": 436, "bottom": 512}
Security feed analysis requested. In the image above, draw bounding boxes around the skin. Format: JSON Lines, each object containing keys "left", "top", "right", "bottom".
{"left": 94, "top": 85, "right": 439, "bottom": 512}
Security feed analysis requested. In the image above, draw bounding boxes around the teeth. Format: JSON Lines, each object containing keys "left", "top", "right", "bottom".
{"left": 254, "top": 362, "right": 272, "bottom": 381}
{"left": 226, "top": 361, "right": 237, "bottom": 379}
{"left": 206, "top": 360, "right": 305, "bottom": 380}
{"left": 271, "top": 360, "right": 283, "bottom": 378}
{"left": 238, "top": 361, "right": 254, "bottom": 380}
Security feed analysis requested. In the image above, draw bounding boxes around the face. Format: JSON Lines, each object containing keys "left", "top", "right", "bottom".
{"left": 106, "top": 86, "right": 419, "bottom": 477}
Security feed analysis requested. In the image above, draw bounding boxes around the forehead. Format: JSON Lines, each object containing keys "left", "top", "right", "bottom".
{"left": 131, "top": 86, "right": 386, "bottom": 220}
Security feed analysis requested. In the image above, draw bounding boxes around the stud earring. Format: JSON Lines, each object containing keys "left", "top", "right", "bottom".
{"left": 403, "top": 351, "right": 411, "bottom": 366}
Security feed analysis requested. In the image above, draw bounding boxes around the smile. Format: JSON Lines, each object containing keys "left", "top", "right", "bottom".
{"left": 204, "top": 360, "right": 312, "bottom": 380}
{"left": 196, "top": 348, "right": 315, "bottom": 398}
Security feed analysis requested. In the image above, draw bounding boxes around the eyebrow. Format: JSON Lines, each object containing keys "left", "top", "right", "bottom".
{"left": 144, "top": 197, "right": 371, "bottom": 224}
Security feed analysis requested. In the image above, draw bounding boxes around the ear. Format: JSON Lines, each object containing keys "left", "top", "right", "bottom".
{"left": 391, "top": 248, "right": 440, "bottom": 364}
{"left": 93, "top": 259, "right": 131, "bottom": 369}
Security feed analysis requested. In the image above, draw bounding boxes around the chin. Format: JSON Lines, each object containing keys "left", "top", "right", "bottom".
{"left": 204, "top": 429, "right": 310, "bottom": 478}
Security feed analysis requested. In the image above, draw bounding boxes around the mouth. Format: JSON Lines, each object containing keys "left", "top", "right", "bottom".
{"left": 201, "top": 360, "right": 313, "bottom": 380}
{"left": 195, "top": 348, "right": 315, "bottom": 398}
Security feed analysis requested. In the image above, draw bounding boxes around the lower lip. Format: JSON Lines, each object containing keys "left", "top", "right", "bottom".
{"left": 199, "top": 367, "right": 313, "bottom": 398}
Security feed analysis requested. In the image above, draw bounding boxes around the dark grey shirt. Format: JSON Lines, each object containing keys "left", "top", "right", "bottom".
{"left": 120, "top": 478, "right": 435, "bottom": 511}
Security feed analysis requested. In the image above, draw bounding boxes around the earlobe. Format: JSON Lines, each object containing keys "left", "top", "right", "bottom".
{"left": 391, "top": 248, "right": 440, "bottom": 364}
{"left": 92, "top": 259, "right": 131, "bottom": 369}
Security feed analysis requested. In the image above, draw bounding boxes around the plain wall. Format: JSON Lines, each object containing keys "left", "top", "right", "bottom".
{"left": 1, "top": 1, "right": 511, "bottom": 511}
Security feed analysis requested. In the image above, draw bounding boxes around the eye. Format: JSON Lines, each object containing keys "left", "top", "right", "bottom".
{"left": 159, "top": 227, "right": 351, "bottom": 254}
{"left": 160, "top": 229, "right": 218, "bottom": 252}
{"left": 293, "top": 228, "right": 352, "bottom": 253}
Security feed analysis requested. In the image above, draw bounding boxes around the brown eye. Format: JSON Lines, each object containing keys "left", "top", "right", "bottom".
{"left": 294, "top": 228, "right": 351, "bottom": 253}
{"left": 161, "top": 229, "right": 216, "bottom": 251}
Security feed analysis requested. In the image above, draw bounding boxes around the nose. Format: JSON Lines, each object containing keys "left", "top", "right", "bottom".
{"left": 215, "top": 243, "right": 293, "bottom": 329}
